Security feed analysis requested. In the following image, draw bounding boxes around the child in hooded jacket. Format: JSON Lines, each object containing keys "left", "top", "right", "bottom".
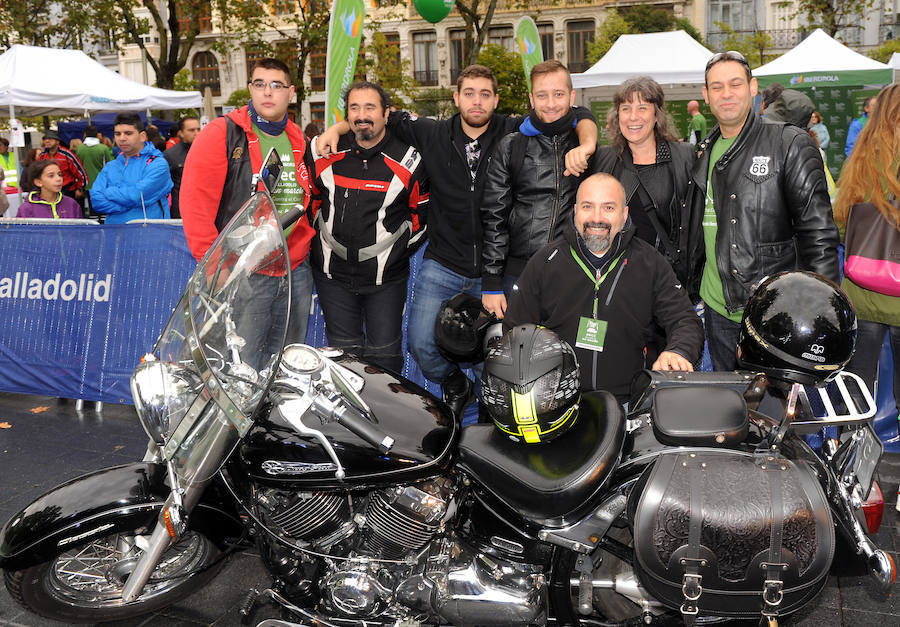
{"left": 17, "top": 161, "right": 82, "bottom": 219}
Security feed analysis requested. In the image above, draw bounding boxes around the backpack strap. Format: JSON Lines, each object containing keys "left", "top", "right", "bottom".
{"left": 508, "top": 132, "right": 529, "bottom": 187}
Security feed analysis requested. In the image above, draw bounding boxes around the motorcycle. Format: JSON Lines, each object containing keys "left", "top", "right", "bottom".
{"left": 1, "top": 155, "right": 894, "bottom": 626}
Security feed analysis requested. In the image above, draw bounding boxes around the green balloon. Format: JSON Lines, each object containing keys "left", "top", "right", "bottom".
{"left": 413, "top": 0, "right": 455, "bottom": 24}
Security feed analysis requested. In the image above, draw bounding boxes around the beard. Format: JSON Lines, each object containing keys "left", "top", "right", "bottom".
{"left": 460, "top": 108, "right": 490, "bottom": 129}
{"left": 353, "top": 119, "right": 376, "bottom": 142}
{"left": 581, "top": 221, "right": 612, "bottom": 254}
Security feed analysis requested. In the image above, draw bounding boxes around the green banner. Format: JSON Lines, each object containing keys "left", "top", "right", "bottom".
{"left": 756, "top": 69, "right": 892, "bottom": 89}
{"left": 515, "top": 17, "right": 543, "bottom": 92}
{"left": 325, "top": 0, "right": 366, "bottom": 128}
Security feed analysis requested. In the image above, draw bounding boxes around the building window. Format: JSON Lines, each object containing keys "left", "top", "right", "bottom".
{"left": 708, "top": 0, "right": 754, "bottom": 32}
{"left": 245, "top": 49, "right": 266, "bottom": 82}
{"left": 384, "top": 32, "right": 400, "bottom": 66}
{"left": 487, "top": 25, "right": 515, "bottom": 51}
{"left": 178, "top": 3, "right": 212, "bottom": 34}
{"left": 566, "top": 20, "right": 595, "bottom": 74}
{"left": 310, "top": 101, "right": 325, "bottom": 131}
{"left": 538, "top": 23, "right": 554, "bottom": 60}
{"left": 413, "top": 31, "right": 438, "bottom": 86}
{"left": 192, "top": 51, "right": 221, "bottom": 96}
{"left": 449, "top": 29, "right": 465, "bottom": 83}
{"left": 271, "top": 0, "right": 295, "bottom": 15}
{"left": 310, "top": 46, "right": 326, "bottom": 91}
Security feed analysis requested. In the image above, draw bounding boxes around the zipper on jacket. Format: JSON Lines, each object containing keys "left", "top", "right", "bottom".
{"left": 548, "top": 136, "right": 561, "bottom": 242}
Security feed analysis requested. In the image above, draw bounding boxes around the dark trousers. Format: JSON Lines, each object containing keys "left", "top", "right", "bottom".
{"left": 314, "top": 271, "right": 407, "bottom": 373}
{"left": 846, "top": 320, "right": 900, "bottom": 415}
{"left": 704, "top": 304, "right": 742, "bottom": 371}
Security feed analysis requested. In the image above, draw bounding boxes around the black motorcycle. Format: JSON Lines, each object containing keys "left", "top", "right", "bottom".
{"left": 0, "top": 160, "right": 894, "bottom": 626}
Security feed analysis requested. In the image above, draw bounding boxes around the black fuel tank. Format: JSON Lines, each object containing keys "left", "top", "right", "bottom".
{"left": 240, "top": 354, "right": 458, "bottom": 489}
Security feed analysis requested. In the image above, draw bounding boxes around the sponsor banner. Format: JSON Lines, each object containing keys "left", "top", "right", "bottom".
{"left": 0, "top": 224, "right": 195, "bottom": 403}
{"left": 515, "top": 17, "right": 543, "bottom": 92}
{"left": 755, "top": 69, "right": 892, "bottom": 89}
{"left": 325, "top": 0, "right": 366, "bottom": 128}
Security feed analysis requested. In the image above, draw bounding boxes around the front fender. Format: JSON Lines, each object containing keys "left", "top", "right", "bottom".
{"left": 0, "top": 462, "right": 239, "bottom": 571}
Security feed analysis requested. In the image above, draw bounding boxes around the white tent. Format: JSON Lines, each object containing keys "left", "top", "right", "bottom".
{"left": 572, "top": 31, "right": 714, "bottom": 89}
{"left": 753, "top": 29, "right": 892, "bottom": 87}
{"left": 890, "top": 52, "right": 900, "bottom": 70}
{"left": 0, "top": 44, "right": 201, "bottom": 116}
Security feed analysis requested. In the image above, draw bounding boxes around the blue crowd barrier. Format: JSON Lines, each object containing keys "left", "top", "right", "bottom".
{"left": 0, "top": 222, "right": 895, "bottom": 445}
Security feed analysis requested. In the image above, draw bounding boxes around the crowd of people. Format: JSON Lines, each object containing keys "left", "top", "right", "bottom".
{"left": 1, "top": 53, "right": 897, "bottom": 422}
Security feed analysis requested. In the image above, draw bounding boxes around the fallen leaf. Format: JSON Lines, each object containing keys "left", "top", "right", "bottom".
{"left": 0, "top": 422, "right": 11, "bottom": 429}
{"left": 30, "top": 406, "right": 50, "bottom": 414}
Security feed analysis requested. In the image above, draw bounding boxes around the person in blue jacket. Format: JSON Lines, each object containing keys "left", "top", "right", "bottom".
{"left": 91, "top": 112, "right": 173, "bottom": 224}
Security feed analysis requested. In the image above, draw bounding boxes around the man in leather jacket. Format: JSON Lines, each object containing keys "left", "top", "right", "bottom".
{"left": 692, "top": 51, "right": 839, "bottom": 370}
{"left": 481, "top": 60, "right": 598, "bottom": 319}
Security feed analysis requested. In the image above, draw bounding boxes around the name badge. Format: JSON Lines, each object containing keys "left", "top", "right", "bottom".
{"left": 575, "top": 317, "right": 607, "bottom": 352}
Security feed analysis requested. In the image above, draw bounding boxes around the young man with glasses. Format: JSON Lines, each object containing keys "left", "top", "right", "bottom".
{"left": 180, "top": 57, "right": 316, "bottom": 346}
{"left": 690, "top": 51, "right": 839, "bottom": 370}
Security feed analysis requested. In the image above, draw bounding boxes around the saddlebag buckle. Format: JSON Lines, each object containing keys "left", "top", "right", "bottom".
{"left": 682, "top": 573, "right": 703, "bottom": 601}
{"left": 762, "top": 579, "right": 784, "bottom": 615}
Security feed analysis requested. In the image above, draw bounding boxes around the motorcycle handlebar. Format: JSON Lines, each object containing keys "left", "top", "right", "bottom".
{"left": 332, "top": 403, "right": 394, "bottom": 454}
{"left": 279, "top": 205, "right": 305, "bottom": 230}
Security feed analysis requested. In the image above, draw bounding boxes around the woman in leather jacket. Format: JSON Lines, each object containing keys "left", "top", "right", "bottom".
{"left": 592, "top": 77, "right": 702, "bottom": 300}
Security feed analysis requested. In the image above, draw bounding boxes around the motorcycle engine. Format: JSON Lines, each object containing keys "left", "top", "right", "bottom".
{"left": 254, "top": 477, "right": 455, "bottom": 618}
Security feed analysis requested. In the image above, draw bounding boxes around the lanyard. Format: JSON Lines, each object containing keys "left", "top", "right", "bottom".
{"left": 570, "top": 246, "right": 624, "bottom": 318}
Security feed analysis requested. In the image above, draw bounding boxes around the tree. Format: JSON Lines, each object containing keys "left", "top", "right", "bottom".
{"left": 675, "top": 18, "right": 705, "bottom": 45}
{"left": 586, "top": 10, "right": 630, "bottom": 64}
{"left": 793, "top": 0, "right": 875, "bottom": 37}
{"left": 170, "top": 68, "right": 200, "bottom": 119}
{"left": 714, "top": 23, "right": 773, "bottom": 66}
{"left": 414, "top": 88, "right": 456, "bottom": 119}
{"left": 359, "top": 30, "right": 420, "bottom": 111}
{"left": 0, "top": 1, "right": 99, "bottom": 50}
{"left": 621, "top": 5, "right": 675, "bottom": 33}
{"left": 476, "top": 44, "right": 529, "bottom": 115}
{"left": 217, "top": 0, "right": 331, "bottom": 112}
{"left": 455, "top": 0, "right": 501, "bottom": 66}
{"left": 867, "top": 39, "right": 900, "bottom": 63}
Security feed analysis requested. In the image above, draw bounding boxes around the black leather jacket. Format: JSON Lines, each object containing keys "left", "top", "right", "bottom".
{"left": 480, "top": 129, "right": 583, "bottom": 291}
{"left": 691, "top": 111, "right": 840, "bottom": 312}
{"left": 593, "top": 140, "right": 702, "bottom": 299}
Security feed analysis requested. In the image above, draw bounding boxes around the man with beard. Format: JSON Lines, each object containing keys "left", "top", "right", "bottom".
{"left": 305, "top": 82, "right": 428, "bottom": 373}
{"left": 504, "top": 173, "right": 703, "bottom": 404}
{"left": 315, "top": 65, "right": 597, "bottom": 415}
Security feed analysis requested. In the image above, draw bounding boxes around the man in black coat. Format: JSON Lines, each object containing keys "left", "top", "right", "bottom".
{"left": 164, "top": 116, "right": 200, "bottom": 219}
{"left": 505, "top": 173, "right": 704, "bottom": 404}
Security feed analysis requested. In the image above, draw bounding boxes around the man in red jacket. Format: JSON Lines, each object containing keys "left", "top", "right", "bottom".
{"left": 38, "top": 129, "right": 87, "bottom": 208}
{"left": 180, "top": 57, "right": 315, "bottom": 351}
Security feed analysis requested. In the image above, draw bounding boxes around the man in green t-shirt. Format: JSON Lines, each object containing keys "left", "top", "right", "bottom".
{"left": 76, "top": 125, "right": 114, "bottom": 216}
{"left": 691, "top": 51, "right": 839, "bottom": 371}
{"left": 686, "top": 100, "right": 707, "bottom": 147}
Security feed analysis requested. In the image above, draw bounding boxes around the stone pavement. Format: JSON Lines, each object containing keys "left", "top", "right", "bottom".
{"left": 0, "top": 391, "right": 897, "bottom": 626}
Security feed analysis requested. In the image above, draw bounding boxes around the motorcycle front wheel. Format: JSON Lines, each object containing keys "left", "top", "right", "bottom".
{"left": 4, "top": 529, "right": 223, "bottom": 624}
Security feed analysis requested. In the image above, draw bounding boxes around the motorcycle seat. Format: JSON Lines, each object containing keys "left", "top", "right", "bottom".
{"left": 457, "top": 391, "right": 624, "bottom": 527}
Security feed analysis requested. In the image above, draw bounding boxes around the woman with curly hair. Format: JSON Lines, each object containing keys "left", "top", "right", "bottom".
{"left": 591, "top": 76, "right": 702, "bottom": 298}
{"left": 833, "top": 83, "right": 900, "bottom": 419}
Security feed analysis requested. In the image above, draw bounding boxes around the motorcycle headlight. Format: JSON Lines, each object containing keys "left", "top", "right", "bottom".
{"left": 131, "top": 356, "right": 202, "bottom": 446}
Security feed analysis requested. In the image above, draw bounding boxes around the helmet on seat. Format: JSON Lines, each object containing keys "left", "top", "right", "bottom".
{"left": 434, "top": 293, "right": 496, "bottom": 363}
{"left": 737, "top": 271, "right": 857, "bottom": 386}
{"left": 481, "top": 324, "right": 580, "bottom": 444}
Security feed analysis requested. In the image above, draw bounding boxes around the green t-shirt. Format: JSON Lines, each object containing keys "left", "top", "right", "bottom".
{"left": 76, "top": 142, "right": 114, "bottom": 190}
{"left": 699, "top": 134, "right": 744, "bottom": 323}
{"left": 688, "top": 113, "right": 707, "bottom": 146}
{"left": 253, "top": 122, "right": 303, "bottom": 236}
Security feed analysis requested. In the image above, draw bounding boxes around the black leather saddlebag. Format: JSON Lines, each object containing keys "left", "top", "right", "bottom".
{"left": 630, "top": 450, "right": 834, "bottom": 620}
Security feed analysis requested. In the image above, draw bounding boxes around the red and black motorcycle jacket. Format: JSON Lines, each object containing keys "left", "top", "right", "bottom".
{"left": 305, "top": 131, "right": 428, "bottom": 288}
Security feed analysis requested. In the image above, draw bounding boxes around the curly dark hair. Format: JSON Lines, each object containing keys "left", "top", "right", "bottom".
{"left": 606, "top": 76, "right": 679, "bottom": 155}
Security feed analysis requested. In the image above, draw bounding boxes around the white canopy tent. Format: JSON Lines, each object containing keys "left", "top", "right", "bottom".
{"left": 572, "top": 31, "right": 714, "bottom": 89}
{"left": 0, "top": 44, "right": 201, "bottom": 117}
{"left": 753, "top": 29, "right": 892, "bottom": 87}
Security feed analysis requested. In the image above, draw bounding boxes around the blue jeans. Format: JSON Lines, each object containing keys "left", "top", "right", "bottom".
{"left": 846, "top": 320, "right": 900, "bottom": 415}
{"left": 314, "top": 271, "right": 407, "bottom": 373}
{"left": 408, "top": 259, "right": 482, "bottom": 383}
{"left": 703, "top": 304, "right": 741, "bottom": 371}
{"left": 234, "top": 259, "right": 313, "bottom": 371}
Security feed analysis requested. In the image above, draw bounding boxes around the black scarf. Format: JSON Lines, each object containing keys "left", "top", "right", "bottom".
{"left": 528, "top": 108, "right": 575, "bottom": 137}
{"left": 248, "top": 100, "right": 288, "bottom": 136}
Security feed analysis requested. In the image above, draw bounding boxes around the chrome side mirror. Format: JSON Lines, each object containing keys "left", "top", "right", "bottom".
{"left": 252, "top": 147, "right": 284, "bottom": 195}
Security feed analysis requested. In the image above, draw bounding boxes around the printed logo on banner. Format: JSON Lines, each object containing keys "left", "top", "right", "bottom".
{"left": 0, "top": 273, "right": 112, "bottom": 302}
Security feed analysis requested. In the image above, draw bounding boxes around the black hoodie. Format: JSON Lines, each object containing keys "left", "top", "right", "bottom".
{"left": 504, "top": 219, "right": 704, "bottom": 401}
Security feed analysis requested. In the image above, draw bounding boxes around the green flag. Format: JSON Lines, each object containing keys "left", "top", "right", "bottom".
{"left": 325, "top": 0, "right": 366, "bottom": 128}
{"left": 515, "top": 17, "right": 543, "bottom": 92}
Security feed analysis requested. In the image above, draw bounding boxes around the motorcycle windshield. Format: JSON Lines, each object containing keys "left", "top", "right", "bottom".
{"left": 154, "top": 192, "right": 291, "bottom": 486}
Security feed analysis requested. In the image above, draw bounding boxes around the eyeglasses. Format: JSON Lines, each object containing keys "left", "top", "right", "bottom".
{"left": 249, "top": 79, "right": 290, "bottom": 92}
{"left": 705, "top": 50, "right": 751, "bottom": 73}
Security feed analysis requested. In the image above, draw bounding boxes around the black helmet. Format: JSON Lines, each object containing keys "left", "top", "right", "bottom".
{"left": 737, "top": 271, "right": 857, "bottom": 386}
{"left": 481, "top": 324, "right": 580, "bottom": 444}
{"left": 434, "top": 293, "right": 496, "bottom": 363}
